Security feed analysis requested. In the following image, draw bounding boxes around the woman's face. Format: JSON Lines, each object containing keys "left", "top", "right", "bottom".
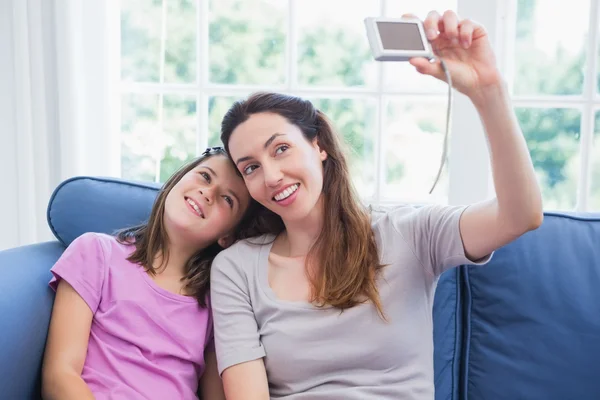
{"left": 228, "top": 112, "right": 327, "bottom": 223}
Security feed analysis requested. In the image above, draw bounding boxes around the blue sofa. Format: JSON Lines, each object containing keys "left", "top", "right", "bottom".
{"left": 2, "top": 176, "right": 599, "bottom": 399}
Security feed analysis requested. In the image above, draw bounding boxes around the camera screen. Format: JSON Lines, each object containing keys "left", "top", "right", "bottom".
{"left": 376, "top": 21, "right": 425, "bottom": 51}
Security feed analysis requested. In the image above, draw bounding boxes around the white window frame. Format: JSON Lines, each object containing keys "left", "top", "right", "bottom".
{"left": 113, "top": 0, "right": 598, "bottom": 210}
{"left": 494, "top": 0, "right": 600, "bottom": 211}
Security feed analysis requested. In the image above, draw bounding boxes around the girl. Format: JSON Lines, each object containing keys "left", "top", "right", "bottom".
{"left": 210, "top": 10, "right": 544, "bottom": 400}
{"left": 42, "top": 147, "right": 256, "bottom": 400}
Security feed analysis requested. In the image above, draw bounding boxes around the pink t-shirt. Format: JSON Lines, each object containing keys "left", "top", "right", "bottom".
{"left": 49, "top": 232, "right": 212, "bottom": 400}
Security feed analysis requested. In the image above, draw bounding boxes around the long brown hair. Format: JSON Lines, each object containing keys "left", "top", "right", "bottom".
{"left": 221, "top": 92, "right": 386, "bottom": 317}
{"left": 116, "top": 149, "right": 260, "bottom": 307}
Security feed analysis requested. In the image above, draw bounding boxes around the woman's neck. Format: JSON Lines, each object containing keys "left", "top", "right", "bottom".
{"left": 280, "top": 195, "right": 325, "bottom": 257}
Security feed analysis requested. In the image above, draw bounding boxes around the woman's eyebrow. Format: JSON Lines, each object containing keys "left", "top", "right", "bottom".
{"left": 235, "top": 133, "right": 286, "bottom": 165}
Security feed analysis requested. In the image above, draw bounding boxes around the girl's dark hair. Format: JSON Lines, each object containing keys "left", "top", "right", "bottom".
{"left": 115, "top": 148, "right": 260, "bottom": 307}
{"left": 220, "top": 92, "right": 387, "bottom": 318}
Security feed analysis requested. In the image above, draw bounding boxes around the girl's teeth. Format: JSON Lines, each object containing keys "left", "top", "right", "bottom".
{"left": 187, "top": 199, "right": 202, "bottom": 216}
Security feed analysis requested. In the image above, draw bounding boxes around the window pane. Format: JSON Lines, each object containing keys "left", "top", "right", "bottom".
{"left": 296, "top": 0, "right": 379, "bottom": 88}
{"left": 516, "top": 108, "right": 581, "bottom": 210}
{"left": 159, "top": 95, "right": 197, "bottom": 182}
{"left": 208, "top": 96, "right": 240, "bottom": 147}
{"left": 121, "top": 94, "right": 159, "bottom": 181}
{"left": 121, "top": 0, "right": 162, "bottom": 82}
{"left": 589, "top": 112, "right": 600, "bottom": 209}
{"left": 383, "top": 0, "right": 457, "bottom": 93}
{"left": 208, "top": 96, "right": 245, "bottom": 146}
{"left": 382, "top": 98, "right": 449, "bottom": 203}
{"left": 209, "top": 0, "right": 286, "bottom": 85}
{"left": 513, "top": 0, "right": 589, "bottom": 96}
{"left": 164, "top": 0, "right": 196, "bottom": 83}
{"left": 305, "top": 97, "right": 377, "bottom": 199}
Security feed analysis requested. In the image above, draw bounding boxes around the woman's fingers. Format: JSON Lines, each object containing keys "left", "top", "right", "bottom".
{"left": 423, "top": 10, "right": 442, "bottom": 41}
{"left": 409, "top": 57, "right": 445, "bottom": 81}
{"left": 458, "top": 19, "right": 475, "bottom": 48}
{"left": 442, "top": 10, "right": 460, "bottom": 43}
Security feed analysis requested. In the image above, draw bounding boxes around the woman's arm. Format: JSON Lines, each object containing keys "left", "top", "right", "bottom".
{"left": 221, "top": 360, "right": 270, "bottom": 400}
{"left": 199, "top": 348, "right": 270, "bottom": 400}
{"left": 42, "top": 280, "right": 95, "bottom": 400}
{"left": 459, "top": 82, "right": 543, "bottom": 261}
{"left": 409, "top": 10, "right": 543, "bottom": 261}
{"left": 200, "top": 349, "right": 225, "bottom": 400}
{"left": 210, "top": 249, "right": 270, "bottom": 400}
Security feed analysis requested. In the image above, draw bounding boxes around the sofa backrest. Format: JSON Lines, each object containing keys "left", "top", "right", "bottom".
{"left": 0, "top": 177, "right": 162, "bottom": 399}
{"left": 41, "top": 177, "right": 600, "bottom": 399}
{"left": 47, "top": 176, "right": 160, "bottom": 245}
{"left": 433, "top": 212, "right": 600, "bottom": 400}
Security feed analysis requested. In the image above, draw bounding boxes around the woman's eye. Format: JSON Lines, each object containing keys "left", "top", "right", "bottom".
{"left": 275, "top": 145, "right": 289, "bottom": 155}
{"left": 224, "top": 196, "right": 234, "bottom": 208}
{"left": 200, "top": 171, "right": 211, "bottom": 182}
{"left": 243, "top": 165, "right": 258, "bottom": 175}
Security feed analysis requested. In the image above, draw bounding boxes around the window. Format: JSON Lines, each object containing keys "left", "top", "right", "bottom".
{"left": 119, "top": 0, "right": 597, "bottom": 210}
{"left": 504, "top": 0, "right": 599, "bottom": 211}
{"left": 119, "top": 0, "right": 457, "bottom": 205}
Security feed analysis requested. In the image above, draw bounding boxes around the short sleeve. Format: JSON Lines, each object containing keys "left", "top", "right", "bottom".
{"left": 49, "top": 232, "right": 107, "bottom": 313}
{"left": 389, "top": 204, "right": 492, "bottom": 277}
{"left": 210, "top": 246, "right": 265, "bottom": 376}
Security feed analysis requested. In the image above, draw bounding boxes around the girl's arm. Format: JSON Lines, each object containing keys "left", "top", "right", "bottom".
{"left": 200, "top": 349, "right": 225, "bottom": 400}
{"left": 41, "top": 280, "right": 95, "bottom": 400}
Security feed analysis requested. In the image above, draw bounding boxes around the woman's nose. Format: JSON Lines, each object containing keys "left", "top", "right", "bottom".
{"left": 263, "top": 164, "right": 283, "bottom": 188}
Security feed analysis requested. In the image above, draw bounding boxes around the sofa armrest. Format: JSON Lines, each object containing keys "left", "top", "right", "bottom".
{"left": 0, "top": 241, "right": 65, "bottom": 400}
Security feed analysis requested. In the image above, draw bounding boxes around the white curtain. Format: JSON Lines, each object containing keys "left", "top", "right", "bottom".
{"left": 0, "top": 0, "right": 119, "bottom": 251}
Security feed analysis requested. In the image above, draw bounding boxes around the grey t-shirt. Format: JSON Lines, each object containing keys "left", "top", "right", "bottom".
{"left": 210, "top": 204, "right": 491, "bottom": 399}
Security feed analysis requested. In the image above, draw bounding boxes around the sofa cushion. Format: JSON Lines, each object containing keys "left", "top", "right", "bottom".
{"left": 463, "top": 212, "right": 600, "bottom": 399}
{"left": 433, "top": 267, "right": 464, "bottom": 400}
{"left": 0, "top": 241, "right": 66, "bottom": 399}
{"left": 47, "top": 176, "right": 160, "bottom": 246}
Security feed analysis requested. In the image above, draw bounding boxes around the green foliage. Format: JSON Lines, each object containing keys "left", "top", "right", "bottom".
{"left": 120, "top": 0, "right": 597, "bottom": 209}
{"left": 209, "top": 0, "right": 286, "bottom": 85}
{"left": 513, "top": 0, "right": 592, "bottom": 209}
{"left": 298, "top": 28, "right": 372, "bottom": 86}
{"left": 308, "top": 98, "right": 376, "bottom": 196}
{"left": 208, "top": 96, "right": 238, "bottom": 146}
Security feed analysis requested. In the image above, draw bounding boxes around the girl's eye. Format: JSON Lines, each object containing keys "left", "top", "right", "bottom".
{"left": 224, "top": 196, "right": 234, "bottom": 208}
{"left": 200, "top": 171, "right": 211, "bottom": 183}
{"left": 275, "top": 145, "right": 289, "bottom": 155}
{"left": 243, "top": 165, "right": 258, "bottom": 176}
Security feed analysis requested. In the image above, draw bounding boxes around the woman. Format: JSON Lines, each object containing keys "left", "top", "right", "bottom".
{"left": 210, "top": 10, "right": 543, "bottom": 400}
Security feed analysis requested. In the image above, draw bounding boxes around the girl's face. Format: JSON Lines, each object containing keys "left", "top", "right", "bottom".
{"left": 164, "top": 155, "right": 251, "bottom": 249}
{"left": 228, "top": 112, "right": 327, "bottom": 223}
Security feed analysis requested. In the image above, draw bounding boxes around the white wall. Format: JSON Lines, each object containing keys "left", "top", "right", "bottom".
{"left": 0, "top": 0, "right": 118, "bottom": 251}
{"left": 0, "top": 1, "right": 23, "bottom": 250}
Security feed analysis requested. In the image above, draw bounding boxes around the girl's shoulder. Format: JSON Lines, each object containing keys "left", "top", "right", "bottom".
{"left": 65, "top": 231, "right": 110, "bottom": 253}
{"left": 83, "top": 231, "right": 130, "bottom": 247}
{"left": 67, "top": 231, "right": 135, "bottom": 265}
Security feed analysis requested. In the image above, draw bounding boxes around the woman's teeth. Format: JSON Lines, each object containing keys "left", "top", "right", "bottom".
{"left": 186, "top": 198, "right": 203, "bottom": 217}
{"left": 274, "top": 184, "right": 299, "bottom": 201}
